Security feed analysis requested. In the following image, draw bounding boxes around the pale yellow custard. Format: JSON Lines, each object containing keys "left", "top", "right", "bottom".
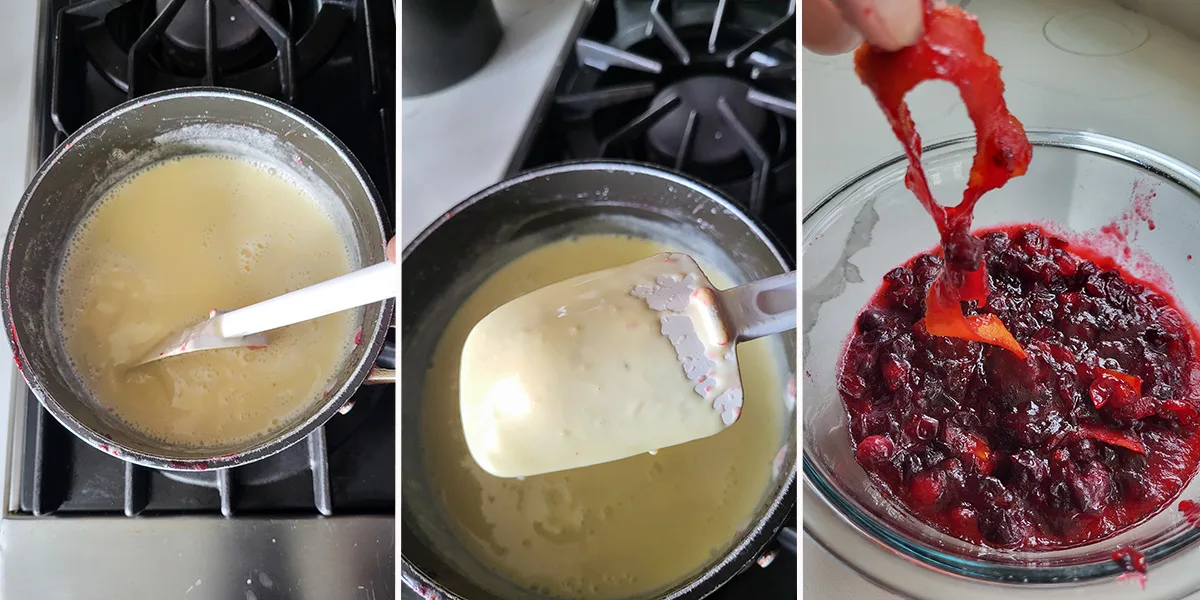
{"left": 460, "top": 253, "right": 744, "bottom": 478}
{"left": 58, "top": 153, "right": 356, "bottom": 448}
{"left": 422, "top": 234, "right": 786, "bottom": 599}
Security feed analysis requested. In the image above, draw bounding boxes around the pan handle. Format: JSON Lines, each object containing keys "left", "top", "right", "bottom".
{"left": 777, "top": 526, "right": 797, "bottom": 555}
{"left": 363, "top": 325, "right": 397, "bottom": 385}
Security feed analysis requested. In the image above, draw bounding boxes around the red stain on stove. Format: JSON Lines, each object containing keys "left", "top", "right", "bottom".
{"left": 167, "top": 460, "right": 208, "bottom": 471}
{"left": 8, "top": 323, "right": 20, "bottom": 371}
{"left": 1112, "top": 547, "right": 1148, "bottom": 589}
{"left": 354, "top": 328, "right": 363, "bottom": 346}
{"left": 1181, "top": 499, "right": 1200, "bottom": 526}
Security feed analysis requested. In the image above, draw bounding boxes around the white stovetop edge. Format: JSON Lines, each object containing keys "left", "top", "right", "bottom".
{"left": 0, "top": 1, "right": 40, "bottom": 515}
{"left": 400, "top": 0, "right": 588, "bottom": 246}
{"left": 805, "top": 0, "right": 1200, "bottom": 597}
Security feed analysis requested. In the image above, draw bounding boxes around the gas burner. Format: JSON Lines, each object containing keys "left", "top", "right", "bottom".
{"left": 554, "top": 0, "right": 796, "bottom": 214}
{"left": 53, "top": 0, "right": 353, "bottom": 111}
{"left": 156, "top": 0, "right": 283, "bottom": 74}
{"left": 647, "top": 75, "right": 765, "bottom": 164}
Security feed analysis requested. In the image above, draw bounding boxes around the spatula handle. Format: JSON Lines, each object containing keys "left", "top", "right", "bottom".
{"left": 218, "top": 261, "right": 397, "bottom": 339}
{"left": 719, "top": 271, "right": 796, "bottom": 342}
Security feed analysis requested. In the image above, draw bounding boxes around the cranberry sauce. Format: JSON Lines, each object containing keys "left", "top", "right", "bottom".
{"left": 838, "top": 225, "right": 1200, "bottom": 549}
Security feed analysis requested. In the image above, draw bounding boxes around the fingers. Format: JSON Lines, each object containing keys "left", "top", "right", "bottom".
{"left": 803, "top": 0, "right": 863, "bottom": 55}
{"left": 386, "top": 237, "right": 397, "bottom": 263}
{"left": 833, "top": 0, "right": 924, "bottom": 52}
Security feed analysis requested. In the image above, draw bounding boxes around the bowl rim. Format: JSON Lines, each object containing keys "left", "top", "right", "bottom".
{"left": 802, "top": 129, "right": 1200, "bottom": 598}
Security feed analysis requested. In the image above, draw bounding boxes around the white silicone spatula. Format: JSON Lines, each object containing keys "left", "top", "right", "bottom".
{"left": 134, "top": 261, "right": 397, "bottom": 366}
{"left": 459, "top": 253, "right": 795, "bottom": 478}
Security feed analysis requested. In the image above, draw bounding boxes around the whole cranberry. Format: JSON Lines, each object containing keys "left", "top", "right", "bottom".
{"left": 978, "top": 506, "right": 1034, "bottom": 546}
{"left": 855, "top": 435, "right": 896, "bottom": 467}
{"left": 947, "top": 504, "right": 982, "bottom": 541}
{"left": 909, "top": 470, "right": 946, "bottom": 506}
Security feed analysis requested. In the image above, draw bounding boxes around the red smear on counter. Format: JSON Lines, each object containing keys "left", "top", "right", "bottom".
{"left": 854, "top": 0, "right": 1032, "bottom": 355}
{"left": 1113, "top": 547, "right": 1148, "bottom": 589}
{"left": 354, "top": 328, "right": 363, "bottom": 346}
{"left": 1181, "top": 499, "right": 1200, "bottom": 526}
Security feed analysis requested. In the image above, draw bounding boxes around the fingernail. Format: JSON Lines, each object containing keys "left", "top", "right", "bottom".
{"left": 872, "top": 0, "right": 924, "bottom": 49}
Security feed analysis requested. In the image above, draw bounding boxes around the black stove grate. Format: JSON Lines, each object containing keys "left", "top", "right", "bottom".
{"left": 533, "top": 0, "right": 796, "bottom": 222}
{"left": 19, "top": 0, "right": 395, "bottom": 518}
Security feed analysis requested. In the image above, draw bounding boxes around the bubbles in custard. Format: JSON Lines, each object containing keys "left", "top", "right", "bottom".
{"left": 56, "top": 153, "right": 360, "bottom": 449}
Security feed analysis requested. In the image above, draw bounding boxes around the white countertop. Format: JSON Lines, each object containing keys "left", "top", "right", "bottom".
{"left": 400, "top": 0, "right": 588, "bottom": 246}
{"left": 0, "top": 1, "right": 41, "bottom": 513}
{"left": 804, "top": 0, "right": 1200, "bottom": 597}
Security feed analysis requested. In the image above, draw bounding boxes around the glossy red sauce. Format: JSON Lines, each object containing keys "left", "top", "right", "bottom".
{"left": 840, "top": 225, "right": 1200, "bottom": 549}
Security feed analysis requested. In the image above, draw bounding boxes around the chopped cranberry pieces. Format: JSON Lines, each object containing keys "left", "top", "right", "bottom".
{"left": 1112, "top": 547, "right": 1148, "bottom": 586}
{"left": 1078, "top": 423, "right": 1147, "bottom": 455}
{"left": 838, "top": 225, "right": 1200, "bottom": 550}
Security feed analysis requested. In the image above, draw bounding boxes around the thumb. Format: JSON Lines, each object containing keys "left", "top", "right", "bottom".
{"left": 386, "top": 237, "right": 397, "bottom": 263}
{"left": 832, "top": 0, "right": 924, "bottom": 52}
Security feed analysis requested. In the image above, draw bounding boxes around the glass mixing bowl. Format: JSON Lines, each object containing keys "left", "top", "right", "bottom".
{"left": 802, "top": 130, "right": 1200, "bottom": 599}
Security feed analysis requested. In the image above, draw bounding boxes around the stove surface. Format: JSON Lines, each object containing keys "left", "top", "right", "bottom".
{"left": 3, "top": 1, "right": 395, "bottom": 598}
{"left": 18, "top": 0, "right": 395, "bottom": 519}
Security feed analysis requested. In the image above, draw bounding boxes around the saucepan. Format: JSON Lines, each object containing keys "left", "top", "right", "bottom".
{"left": 400, "top": 161, "right": 796, "bottom": 599}
{"left": 2, "top": 88, "right": 394, "bottom": 471}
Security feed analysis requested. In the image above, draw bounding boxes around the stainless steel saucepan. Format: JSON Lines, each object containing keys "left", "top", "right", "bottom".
{"left": 2, "top": 87, "right": 394, "bottom": 471}
{"left": 400, "top": 161, "right": 797, "bottom": 599}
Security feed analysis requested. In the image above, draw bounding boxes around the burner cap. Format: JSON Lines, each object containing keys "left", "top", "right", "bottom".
{"left": 157, "top": 0, "right": 277, "bottom": 55}
{"left": 647, "top": 76, "right": 768, "bottom": 166}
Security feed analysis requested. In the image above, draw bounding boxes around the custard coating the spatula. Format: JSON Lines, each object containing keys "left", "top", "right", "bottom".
{"left": 135, "top": 261, "right": 396, "bottom": 366}
{"left": 459, "top": 253, "right": 795, "bottom": 478}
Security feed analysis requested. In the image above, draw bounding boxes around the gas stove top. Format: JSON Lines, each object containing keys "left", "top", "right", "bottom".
{"left": 20, "top": 0, "right": 395, "bottom": 519}
{"left": 2, "top": 2, "right": 394, "bottom": 597}
{"left": 514, "top": 0, "right": 797, "bottom": 254}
